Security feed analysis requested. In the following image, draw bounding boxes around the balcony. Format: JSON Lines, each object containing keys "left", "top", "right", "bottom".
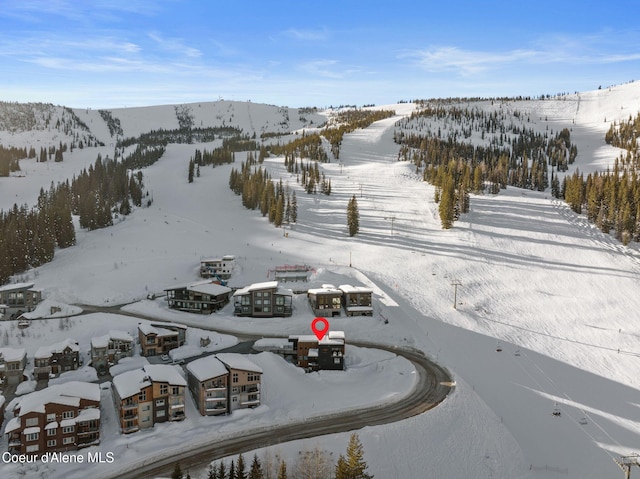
{"left": 122, "top": 402, "right": 138, "bottom": 410}
{"left": 122, "top": 411, "right": 138, "bottom": 420}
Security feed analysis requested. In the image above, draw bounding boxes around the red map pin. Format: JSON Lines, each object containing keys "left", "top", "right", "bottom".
{"left": 311, "top": 317, "right": 329, "bottom": 341}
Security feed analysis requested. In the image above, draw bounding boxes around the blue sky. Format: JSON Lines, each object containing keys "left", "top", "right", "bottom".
{"left": 1, "top": 0, "right": 639, "bottom": 108}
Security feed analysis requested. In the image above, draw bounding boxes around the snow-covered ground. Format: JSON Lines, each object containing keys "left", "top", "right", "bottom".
{"left": 2, "top": 82, "right": 640, "bottom": 478}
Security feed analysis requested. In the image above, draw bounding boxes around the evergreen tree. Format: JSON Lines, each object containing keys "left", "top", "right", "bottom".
{"left": 172, "top": 462, "right": 183, "bottom": 479}
{"left": 335, "top": 433, "right": 373, "bottom": 479}
{"left": 188, "top": 159, "right": 195, "bottom": 183}
{"left": 229, "top": 459, "right": 236, "bottom": 479}
{"left": 277, "top": 460, "right": 287, "bottom": 479}
{"left": 347, "top": 195, "right": 360, "bottom": 236}
{"left": 439, "top": 175, "right": 455, "bottom": 229}
{"left": 291, "top": 191, "right": 298, "bottom": 223}
{"left": 249, "top": 454, "right": 264, "bottom": 479}
{"left": 208, "top": 463, "right": 218, "bottom": 479}
{"left": 237, "top": 454, "right": 247, "bottom": 479}
{"left": 217, "top": 460, "right": 227, "bottom": 479}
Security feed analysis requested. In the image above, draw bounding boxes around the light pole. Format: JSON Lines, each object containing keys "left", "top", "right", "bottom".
{"left": 451, "top": 280, "right": 462, "bottom": 309}
{"left": 385, "top": 216, "right": 396, "bottom": 236}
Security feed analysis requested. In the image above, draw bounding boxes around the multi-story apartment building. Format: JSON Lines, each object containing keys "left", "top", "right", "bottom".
{"left": 186, "top": 356, "right": 229, "bottom": 416}
{"left": 4, "top": 381, "right": 100, "bottom": 455}
{"left": 111, "top": 364, "right": 186, "bottom": 434}
{"left": 307, "top": 285, "right": 343, "bottom": 317}
{"left": 216, "top": 353, "right": 262, "bottom": 412}
{"left": 33, "top": 338, "right": 80, "bottom": 380}
{"left": 164, "top": 281, "right": 231, "bottom": 314}
{"left": 338, "top": 284, "right": 373, "bottom": 316}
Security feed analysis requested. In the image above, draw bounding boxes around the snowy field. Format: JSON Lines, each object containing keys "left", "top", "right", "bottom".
{"left": 2, "top": 83, "right": 640, "bottom": 478}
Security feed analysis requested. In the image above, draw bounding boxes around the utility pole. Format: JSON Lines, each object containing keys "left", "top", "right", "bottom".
{"left": 616, "top": 455, "right": 640, "bottom": 479}
{"left": 451, "top": 280, "right": 462, "bottom": 309}
{"left": 385, "top": 216, "right": 396, "bottom": 236}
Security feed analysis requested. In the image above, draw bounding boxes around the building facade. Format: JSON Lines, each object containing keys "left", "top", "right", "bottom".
{"left": 138, "top": 323, "right": 186, "bottom": 357}
{"left": 186, "top": 356, "right": 229, "bottom": 416}
{"left": 200, "top": 255, "right": 235, "bottom": 279}
{"left": 90, "top": 330, "right": 134, "bottom": 374}
{"left": 338, "top": 285, "right": 373, "bottom": 316}
{"left": 4, "top": 381, "right": 100, "bottom": 455}
{"left": 0, "top": 282, "right": 42, "bottom": 319}
{"left": 33, "top": 339, "right": 80, "bottom": 380}
{"left": 307, "top": 285, "right": 343, "bottom": 317}
{"left": 216, "top": 353, "right": 262, "bottom": 412}
{"left": 288, "top": 331, "right": 346, "bottom": 371}
{"left": 111, "top": 364, "right": 186, "bottom": 434}
{"left": 0, "top": 347, "right": 27, "bottom": 385}
{"left": 233, "top": 281, "right": 293, "bottom": 317}
{"left": 164, "top": 281, "right": 231, "bottom": 314}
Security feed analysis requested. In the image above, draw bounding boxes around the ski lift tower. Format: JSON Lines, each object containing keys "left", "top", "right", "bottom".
{"left": 616, "top": 454, "right": 640, "bottom": 479}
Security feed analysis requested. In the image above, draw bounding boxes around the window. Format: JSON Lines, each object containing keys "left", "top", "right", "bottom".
{"left": 139, "top": 390, "right": 147, "bottom": 401}
{"left": 26, "top": 445, "right": 39, "bottom": 453}
{"left": 62, "top": 426, "right": 74, "bottom": 434}
{"left": 47, "top": 428, "right": 56, "bottom": 437}
{"left": 156, "top": 409, "right": 166, "bottom": 418}
{"left": 247, "top": 373, "right": 259, "bottom": 382}
{"left": 232, "top": 397, "right": 238, "bottom": 403}
{"left": 275, "top": 296, "right": 284, "bottom": 306}
{"left": 26, "top": 417, "right": 38, "bottom": 427}
{"left": 232, "top": 387, "right": 238, "bottom": 393}
{"left": 334, "top": 358, "right": 341, "bottom": 364}
{"left": 156, "top": 399, "right": 165, "bottom": 407}
{"left": 47, "top": 439, "right": 57, "bottom": 447}
{"left": 159, "top": 384, "right": 168, "bottom": 395}
{"left": 62, "top": 410, "right": 74, "bottom": 419}
{"left": 63, "top": 437, "right": 75, "bottom": 445}
{"left": 232, "top": 373, "right": 238, "bottom": 383}
{"left": 241, "top": 385, "right": 247, "bottom": 392}
{"left": 171, "top": 386, "right": 180, "bottom": 395}
{"left": 248, "top": 394, "right": 258, "bottom": 402}
{"left": 142, "top": 404, "right": 151, "bottom": 412}
{"left": 26, "top": 432, "right": 39, "bottom": 441}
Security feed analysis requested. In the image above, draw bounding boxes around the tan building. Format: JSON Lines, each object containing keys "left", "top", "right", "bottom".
{"left": 186, "top": 356, "right": 229, "bottom": 416}
{"left": 0, "top": 347, "right": 27, "bottom": 385}
{"left": 112, "top": 364, "right": 186, "bottom": 434}
{"left": 138, "top": 323, "right": 186, "bottom": 357}
{"left": 216, "top": 353, "right": 262, "bottom": 412}
{"left": 4, "top": 381, "right": 100, "bottom": 455}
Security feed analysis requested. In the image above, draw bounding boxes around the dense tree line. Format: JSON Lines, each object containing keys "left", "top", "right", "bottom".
{"left": 605, "top": 112, "right": 640, "bottom": 155}
{"left": 0, "top": 145, "right": 26, "bottom": 176}
{"left": 187, "top": 147, "right": 236, "bottom": 183}
{"left": 0, "top": 182, "right": 76, "bottom": 284}
{"left": 229, "top": 153, "right": 297, "bottom": 227}
{"left": 118, "top": 126, "right": 245, "bottom": 148}
{"left": 70, "top": 153, "right": 146, "bottom": 231}
{"left": 270, "top": 132, "right": 329, "bottom": 163}
{"left": 394, "top": 102, "right": 578, "bottom": 227}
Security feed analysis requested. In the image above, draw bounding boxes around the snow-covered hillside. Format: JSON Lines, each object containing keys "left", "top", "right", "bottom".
{"left": 2, "top": 82, "right": 640, "bottom": 478}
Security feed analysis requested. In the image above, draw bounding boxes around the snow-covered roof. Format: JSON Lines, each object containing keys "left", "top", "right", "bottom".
{"left": 44, "top": 421, "right": 57, "bottom": 430}
{"left": 201, "top": 255, "right": 235, "bottom": 262}
{"left": 23, "top": 426, "right": 40, "bottom": 435}
{"left": 91, "top": 335, "right": 109, "bottom": 349}
{"left": 216, "top": 353, "right": 263, "bottom": 373}
{"left": 92, "top": 330, "right": 133, "bottom": 348}
{"left": 0, "top": 347, "right": 26, "bottom": 363}
{"left": 233, "top": 281, "right": 279, "bottom": 296}
{"left": 187, "top": 356, "right": 228, "bottom": 382}
{"left": 187, "top": 282, "right": 232, "bottom": 296}
{"left": 308, "top": 286, "right": 342, "bottom": 295}
{"left": 13, "top": 381, "right": 100, "bottom": 417}
{"left": 339, "top": 284, "right": 373, "bottom": 294}
{"left": 144, "top": 364, "right": 187, "bottom": 386}
{"left": 34, "top": 338, "right": 79, "bottom": 359}
{"left": 138, "top": 323, "right": 178, "bottom": 337}
{"left": 76, "top": 408, "right": 100, "bottom": 422}
{"left": 112, "top": 368, "right": 150, "bottom": 400}
{"left": 0, "top": 282, "right": 35, "bottom": 293}
{"left": 4, "top": 417, "right": 20, "bottom": 433}
{"left": 328, "top": 331, "right": 346, "bottom": 341}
